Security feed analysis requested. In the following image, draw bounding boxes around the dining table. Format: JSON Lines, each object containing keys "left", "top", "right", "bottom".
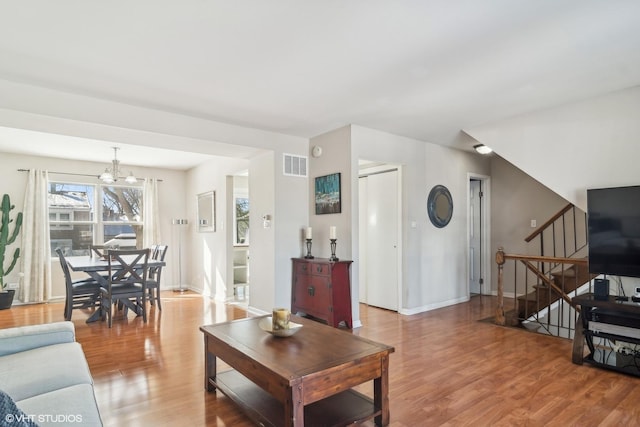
{"left": 65, "top": 254, "right": 166, "bottom": 323}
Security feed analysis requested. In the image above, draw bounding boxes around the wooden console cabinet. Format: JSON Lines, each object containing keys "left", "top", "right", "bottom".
{"left": 291, "top": 258, "right": 353, "bottom": 328}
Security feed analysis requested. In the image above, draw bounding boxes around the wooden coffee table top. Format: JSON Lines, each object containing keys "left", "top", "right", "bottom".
{"left": 202, "top": 314, "right": 395, "bottom": 426}
{"left": 200, "top": 314, "right": 394, "bottom": 382}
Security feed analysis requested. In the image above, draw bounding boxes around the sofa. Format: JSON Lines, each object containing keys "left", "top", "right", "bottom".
{"left": 0, "top": 322, "right": 102, "bottom": 426}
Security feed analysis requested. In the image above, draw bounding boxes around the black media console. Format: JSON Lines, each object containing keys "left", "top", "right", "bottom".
{"left": 573, "top": 293, "right": 640, "bottom": 376}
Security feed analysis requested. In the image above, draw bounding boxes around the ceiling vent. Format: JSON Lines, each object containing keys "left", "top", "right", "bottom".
{"left": 283, "top": 154, "right": 307, "bottom": 177}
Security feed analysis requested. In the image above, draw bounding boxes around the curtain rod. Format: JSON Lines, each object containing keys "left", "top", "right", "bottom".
{"left": 17, "top": 169, "right": 163, "bottom": 182}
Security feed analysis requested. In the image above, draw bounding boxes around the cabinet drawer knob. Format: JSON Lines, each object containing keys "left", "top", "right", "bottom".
{"left": 316, "top": 266, "right": 323, "bottom": 273}
{"left": 308, "top": 286, "right": 315, "bottom": 296}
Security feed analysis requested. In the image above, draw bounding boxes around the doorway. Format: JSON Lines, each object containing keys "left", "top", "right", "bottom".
{"left": 358, "top": 164, "right": 401, "bottom": 311}
{"left": 231, "top": 174, "right": 250, "bottom": 301}
{"left": 468, "top": 174, "right": 490, "bottom": 297}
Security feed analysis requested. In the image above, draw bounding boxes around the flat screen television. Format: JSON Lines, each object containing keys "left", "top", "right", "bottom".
{"left": 588, "top": 185, "right": 640, "bottom": 278}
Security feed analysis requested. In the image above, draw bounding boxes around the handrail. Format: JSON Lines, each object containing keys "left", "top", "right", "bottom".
{"left": 503, "top": 253, "right": 587, "bottom": 266}
{"left": 524, "top": 203, "right": 574, "bottom": 242}
{"left": 494, "top": 248, "right": 587, "bottom": 326}
{"left": 520, "top": 260, "right": 577, "bottom": 308}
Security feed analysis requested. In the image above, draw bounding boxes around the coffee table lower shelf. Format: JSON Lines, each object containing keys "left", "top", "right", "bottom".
{"left": 211, "top": 370, "right": 381, "bottom": 426}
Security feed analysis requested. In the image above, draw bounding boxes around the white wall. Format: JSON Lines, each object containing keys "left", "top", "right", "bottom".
{"left": 0, "top": 151, "right": 186, "bottom": 302}
{"left": 248, "top": 152, "right": 275, "bottom": 312}
{"left": 308, "top": 126, "right": 352, "bottom": 259}
{"left": 185, "top": 155, "right": 249, "bottom": 299}
{"left": 466, "top": 86, "right": 640, "bottom": 211}
{"left": 309, "top": 125, "right": 491, "bottom": 323}
{"left": 467, "top": 85, "right": 640, "bottom": 295}
{"left": 0, "top": 77, "right": 310, "bottom": 312}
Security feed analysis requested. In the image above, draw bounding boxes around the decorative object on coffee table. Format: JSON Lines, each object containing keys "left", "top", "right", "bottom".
{"left": 259, "top": 316, "right": 303, "bottom": 337}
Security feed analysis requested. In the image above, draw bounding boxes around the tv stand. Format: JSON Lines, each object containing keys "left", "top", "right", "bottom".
{"left": 572, "top": 294, "right": 640, "bottom": 376}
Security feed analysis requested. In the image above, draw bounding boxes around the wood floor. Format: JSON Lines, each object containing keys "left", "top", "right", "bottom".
{"left": 2, "top": 292, "right": 640, "bottom": 426}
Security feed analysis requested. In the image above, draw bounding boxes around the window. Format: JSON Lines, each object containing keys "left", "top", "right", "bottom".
{"left": 234, "top": 197, "right": 249, "bottom": 245}
{"left": 48, "top": 181, "right": 143, "bottom": 255}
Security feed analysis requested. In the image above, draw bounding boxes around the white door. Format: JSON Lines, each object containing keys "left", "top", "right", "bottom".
{"left": 469, "top": 180, "right": 481, "bottom": 294}
{"left": 358, "top": 178, "right": 368, "bottom": 303}
{"left": 362, "top": 170, "right": 399, "bottom": 311}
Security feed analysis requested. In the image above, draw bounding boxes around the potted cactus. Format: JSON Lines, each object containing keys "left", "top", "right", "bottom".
{"left": 0, "top": 194, "right": 23, "bottom": 309}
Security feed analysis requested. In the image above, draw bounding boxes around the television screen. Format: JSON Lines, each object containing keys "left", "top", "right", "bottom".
{"left": 588, "top": 185, "right": 640, "bottom": 278}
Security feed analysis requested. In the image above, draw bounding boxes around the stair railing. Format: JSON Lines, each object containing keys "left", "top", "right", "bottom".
{"left": 524, "top": 203, "right": 588, "bottom": 274}
{"left": 495, "top": 249, "right": 589, "bottom": 338}
{"left": 494, "top": 203, "right": 589, "bottom": 335}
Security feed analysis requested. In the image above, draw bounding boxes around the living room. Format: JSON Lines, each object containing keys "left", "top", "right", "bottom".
{"left": 2, "top": 2, "right": 640, "bottom": 425}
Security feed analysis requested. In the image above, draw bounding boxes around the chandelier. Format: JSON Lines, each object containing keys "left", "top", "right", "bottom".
{"left": 99, "top": 147, "right": 137, "bottom": 184}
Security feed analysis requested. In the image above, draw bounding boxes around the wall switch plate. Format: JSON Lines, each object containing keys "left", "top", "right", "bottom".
{"left": 530, "top": 219, "right": 537, "bottom": 228}
{"left": 7, "top": 283, "right": 19, "bottom": 289}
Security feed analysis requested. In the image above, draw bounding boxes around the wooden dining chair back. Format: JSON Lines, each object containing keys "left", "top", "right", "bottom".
{"left": 55, "top": 248, "right": 100, "bottom": 321}
{"left": 90, "top": 244, "right": 106, "bottom": 258}
{"left": 99, "top": 248, "right": 150, "bottom": 328}
{"left": 147, "top": 245, "right": 168, "bottom": 310}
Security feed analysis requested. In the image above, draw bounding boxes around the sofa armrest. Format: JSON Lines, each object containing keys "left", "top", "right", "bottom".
{"left": 0, "top": 321, "right": 76, "bottom": 357}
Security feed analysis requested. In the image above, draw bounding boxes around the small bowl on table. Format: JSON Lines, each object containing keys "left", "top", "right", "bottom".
{"left": 259, "top": 316, "right": 303, "bottom": 337}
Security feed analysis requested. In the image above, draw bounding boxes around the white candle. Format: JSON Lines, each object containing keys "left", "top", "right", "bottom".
{"left": 306, "top": 227, "right": 312, "bottom": 239}
{"left": 329, "top": 226, "right": 337, "bottom": 239}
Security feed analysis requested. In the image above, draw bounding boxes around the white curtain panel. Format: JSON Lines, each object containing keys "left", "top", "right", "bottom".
{"left": 21, "top": 169, "right": 51, "bottom": 303}
{"left": 143, "top": 178, "right": 161, "bottom": 248}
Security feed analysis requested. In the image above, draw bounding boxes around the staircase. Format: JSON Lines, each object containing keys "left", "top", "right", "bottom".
{"left": 516, "top": 260, "right": 593, "bottom": 320}
{"left": 495, "top": 203, "right": 590, "bottom": 337}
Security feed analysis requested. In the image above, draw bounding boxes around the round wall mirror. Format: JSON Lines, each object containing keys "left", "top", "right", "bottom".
{"left": 427, "top": 185, "right": 453, "bottom": 228}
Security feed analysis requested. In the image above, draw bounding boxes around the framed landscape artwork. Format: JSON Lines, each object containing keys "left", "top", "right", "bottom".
{"left": 315, "top": 173, "right": 341, "bottom": 214}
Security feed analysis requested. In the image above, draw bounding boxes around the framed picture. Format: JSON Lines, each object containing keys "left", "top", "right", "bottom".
{"left": 315, "top": 173, "right": 341, "bottom": 214}
{"left": 197, "top": 191, "right": 216, "bottom": 232}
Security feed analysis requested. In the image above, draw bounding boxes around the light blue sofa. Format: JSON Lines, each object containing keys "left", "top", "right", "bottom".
{"left": 0, "top": 322, "right": 102, "bottom": 426}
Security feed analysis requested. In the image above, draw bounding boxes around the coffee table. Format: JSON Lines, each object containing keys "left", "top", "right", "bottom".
{"left": 200, "top": 315, "right": 394, "bottom": 426}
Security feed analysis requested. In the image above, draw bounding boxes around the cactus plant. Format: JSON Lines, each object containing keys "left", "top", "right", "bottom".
{"left": 0, "top": 194, "right": 23, "bottom": 290}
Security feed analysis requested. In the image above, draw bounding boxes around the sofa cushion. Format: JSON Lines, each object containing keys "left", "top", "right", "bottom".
{"left": 0, "top": 389, "right": 38, "bottom": 427}
{"left": 16, "top": 384, "right": 102, "bottom": 427}
{"left": 0, "top": 322, "right": 75, "bottom": 357}
{"left": 0, "top": 342, "right": 92, "bottom": 401}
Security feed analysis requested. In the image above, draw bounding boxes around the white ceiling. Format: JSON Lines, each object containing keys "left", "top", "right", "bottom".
{"left": 0, "top": 1, "right": 639, "bottom": 168}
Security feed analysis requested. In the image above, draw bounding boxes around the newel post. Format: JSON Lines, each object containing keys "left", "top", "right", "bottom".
{"left": 495, "top": 247, "right": 506, "bottom": 326}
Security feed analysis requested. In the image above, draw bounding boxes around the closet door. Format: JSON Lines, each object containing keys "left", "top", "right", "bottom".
{"left": 363, "top": 170, "right": 398, "bottom": 311}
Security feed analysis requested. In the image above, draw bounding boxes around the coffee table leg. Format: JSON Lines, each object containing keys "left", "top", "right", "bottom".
{"left": 374, "top": 355, "right": 390, "bottom": 426}
{"left": 204, "top": 336, "right": 217, "bottom": 391}
{"left": 286, "top": 384, "right": 304, "bottom": 427}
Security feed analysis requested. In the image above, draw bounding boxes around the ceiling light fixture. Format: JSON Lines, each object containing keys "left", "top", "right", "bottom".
{"left": 99, "top": 147, "right": 137, "bottom": 184}
{"left": 473, "top": 144, "right": 493, "bottom": 155}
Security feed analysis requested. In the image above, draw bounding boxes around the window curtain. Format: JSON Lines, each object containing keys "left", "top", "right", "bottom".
{"left": 143, "top": 178, "right": 161, "bottom": 248}
{"left": 21, "top": 169, "right": 51, "bottom": 303}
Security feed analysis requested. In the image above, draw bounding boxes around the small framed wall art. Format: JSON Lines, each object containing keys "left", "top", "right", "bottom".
{"left": 315, "top": 173, "right": 341, "bottom": 214}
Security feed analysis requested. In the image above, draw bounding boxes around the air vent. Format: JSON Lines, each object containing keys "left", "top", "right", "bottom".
{"left": 283, "top": 154, "right": 308, "bottom": 177}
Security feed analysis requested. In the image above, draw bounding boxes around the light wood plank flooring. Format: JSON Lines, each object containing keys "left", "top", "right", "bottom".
{"left": 2, "top": 292, "right": 640, "bottom": 426}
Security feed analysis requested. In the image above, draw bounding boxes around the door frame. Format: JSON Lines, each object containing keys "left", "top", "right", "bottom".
{"left": 467, "top": 173, "right": 491, "bottom": 297}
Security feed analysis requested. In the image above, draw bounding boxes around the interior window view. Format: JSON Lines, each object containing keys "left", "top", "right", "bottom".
{"left": 49, "top": 182, "right": 143, "bottom": 255}
{"left": 1, "top": 3, "right": 639, "bottom": 426}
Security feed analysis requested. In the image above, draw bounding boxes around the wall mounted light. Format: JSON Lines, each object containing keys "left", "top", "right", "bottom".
{"left": 473, "top": 144, "right": 493, "bottom": 155}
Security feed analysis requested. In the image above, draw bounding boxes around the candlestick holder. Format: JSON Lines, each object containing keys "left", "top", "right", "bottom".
{"left": 329, "top": 239, "right": 339, "bottom": 261}
{"left": 305, "top": 239, "right": 314, "bottom": 259}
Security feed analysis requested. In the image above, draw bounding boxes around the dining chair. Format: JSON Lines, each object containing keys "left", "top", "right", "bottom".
{"left": 55, "top": 248, "right": 101, "bottom": 321}
{"left": 146, "top": 245, "right": 168, "bottom": 310}
{"left": 99, "top": 248, "right": 150, "bottom": 328}
{"left": 90, "top": 244, "right": 106, "bottom": 258}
